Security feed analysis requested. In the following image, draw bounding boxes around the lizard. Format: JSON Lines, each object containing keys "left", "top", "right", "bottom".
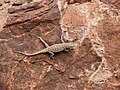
{"left": 15, "top": 33, "right": 75, "bottom": 58}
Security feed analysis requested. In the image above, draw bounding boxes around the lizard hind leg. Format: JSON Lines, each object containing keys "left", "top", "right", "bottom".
{"left": 38, "top": 36, "right": 49, "bottom": 47}
{"left": 49, "top": 52, "right": 54, "bottom": 59}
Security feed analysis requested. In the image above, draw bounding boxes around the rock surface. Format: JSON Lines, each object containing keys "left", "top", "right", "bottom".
{"left": 0, "top": 0, "right": 120, "bottom": 90}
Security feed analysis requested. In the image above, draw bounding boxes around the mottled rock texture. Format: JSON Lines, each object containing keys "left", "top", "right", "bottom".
{"left": 0, "top": 0, "right": 120, "bottom": 90}
{"left": 101, "top": 0, "right": 120, "bottom": 9}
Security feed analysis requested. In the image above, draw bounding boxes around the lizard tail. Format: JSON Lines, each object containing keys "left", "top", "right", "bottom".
{"left": 15, "top": 50, "right": 46, "bottom": 56}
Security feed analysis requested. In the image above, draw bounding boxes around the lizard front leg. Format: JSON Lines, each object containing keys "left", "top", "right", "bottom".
{"left": 61, "top": 32, "right": 65, "bottom": 43}
{"left": 64, "top": 48, "right": 71, "bottom": 53}
{"left": 61, "top": 31, "right": 70, "bottom": 53}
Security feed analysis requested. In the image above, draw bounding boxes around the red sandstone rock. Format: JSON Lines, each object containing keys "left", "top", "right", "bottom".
{"left": 0, "top": 0, "right": 120, "bottom": 90}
